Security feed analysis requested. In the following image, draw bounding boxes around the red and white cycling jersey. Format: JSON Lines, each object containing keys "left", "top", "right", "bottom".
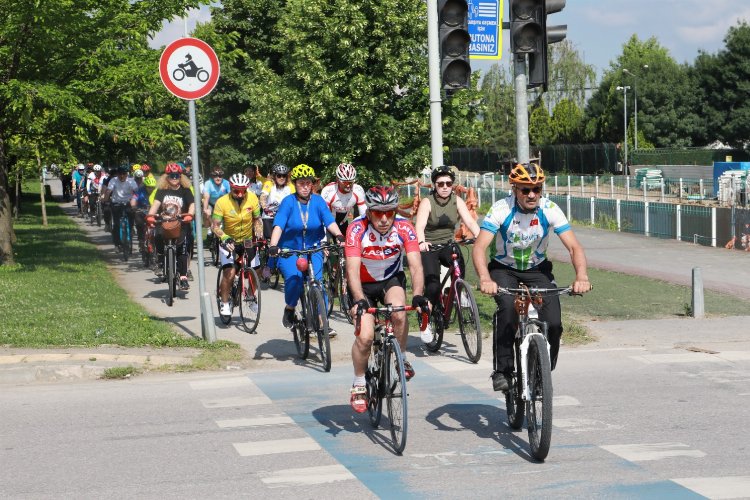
{"left": 321, "top": 182, "right": 366, "bottom": 222}
{"left": 345, "top": 215, "right": 420, "bottom": 283}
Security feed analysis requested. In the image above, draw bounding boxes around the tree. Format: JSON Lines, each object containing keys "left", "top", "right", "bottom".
{"left": 478, "top": 63, "right": 516, "bottom": 158}
{"left": 550, "top": 99, "right": 583, "bottom": 144}
{"left": 529, "top": 104, "right": 554, "bottom": 146}
{"left": 543, "top": 40, "right": 597, "bottom": 111}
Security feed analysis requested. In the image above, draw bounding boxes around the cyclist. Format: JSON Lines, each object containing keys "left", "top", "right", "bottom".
{"left": 72, "top": 164, "right": 87, "bottom": 216}
{"left": 133, "top": 170, "right": 156, "bottom": 251}
{"left": 146, "top": 163, "right": 196, "bottom": 290}
{"left": 103, "top": 165, "right": 138, "bottom": 251}
{"left": 260, "top": 163, "right": 295, "bottom": 277}
{"left": 267, "top": 164, "right": 344, "bottom": 330}
{"left": 202, "top": 167, "right": 230, "bottom": 227}
{"left": 345, "top": 186, "right": 430, "bottom": 413}
{"left": 471, "top": 162, "right": 592, "bottom": 393}
{"left": 414, "top": 165, "right": 480, "bottom": 341}
{"left": 243, "top": 163, "right": 264, "bottom": 197}
{"left": 84, "top": 164, "right": 105, "bottom": 221}
{"left": 320, "top": 163, "right": 366, "bottom": 235}
{"left": 212, "top": 173, "right": 264, "bottom": 316}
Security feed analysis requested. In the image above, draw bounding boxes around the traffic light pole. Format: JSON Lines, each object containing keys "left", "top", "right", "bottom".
{"left": 427, "top": 0, "right": 444, "bottom": 169}
{"left": 514, "top": 54, "right": 530, "bottom": 164}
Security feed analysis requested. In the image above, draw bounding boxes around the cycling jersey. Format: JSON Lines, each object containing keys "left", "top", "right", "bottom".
{"left": 345, "top": 215, "right": 420, "bottom": 283}
{"left": 107, "top": 177, "right": 138, "bottom": 204}
{"left": 86, "top": 172, "right": 105, "bottom": 194}
{"left": 213, "top": 192, "right": 261, "bottom": 241}
{"left": 133, "top": 186, "right": 151, "bottom": 209}
{"left": 261, "top": 180, "right": 295, "bottom": 219}
{"left": 203, "top": 178, "right": 230, "bottom": 206}
{"left": 320, "top": 182, "right": 366, "bottom": 223}
{"left": 480, "top": 195, "right": 571, "bottom": 270}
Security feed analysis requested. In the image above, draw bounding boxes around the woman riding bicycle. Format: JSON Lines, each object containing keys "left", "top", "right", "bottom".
{"left": 267, "top": 164, "right": 344, "bottom": 330}
{"left": 471, "top": 162, "right": 592, "bottom": 393}
{"left": 415, "top": 165, "right": 480, "bottom": 340}
{"left": 146, "top": 162, "right": 195, "bottom": 291}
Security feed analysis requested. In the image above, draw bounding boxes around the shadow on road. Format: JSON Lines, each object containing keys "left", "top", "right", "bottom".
{"left": 312, "top": 404, "right": 400, "bottom": 456}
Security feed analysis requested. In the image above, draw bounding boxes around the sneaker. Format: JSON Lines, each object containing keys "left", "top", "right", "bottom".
{"left": 459, "top": 291, "right": 471, "bottom": 308}
{"left": 420, "top": 324, "right": 433, "bottom": 343}
{"left": 247, "top": 298, "right": 259, "bottom": 314}
{"left": 282, "top": 308, "right": 295, "bottom": 329}
{"left": 492, "top": 371, "right": 512, "bottom": 392}
{"left": 262, "top": 266, "right": 271, "bottom": 280}
{"left": 179, "top": 277, "right": 190, "bottom": 290}
{"left": 402, "top": 360, "right": 415, "bottom": 381}
{"left": 327, "top": 327, "right": 337, "bottom": 338}
{"left": 350, "top": 385, "right": 368, "bottom": 413}
{"left": 220, "top": 302, "right": 232, "bottom": 316}
{"left": 187, "top": 269, "right": 194, "bottom": 281}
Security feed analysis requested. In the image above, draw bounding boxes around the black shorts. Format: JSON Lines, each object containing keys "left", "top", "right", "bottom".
{"left": 348, "top": 272, "right": 407, "bottom": 307}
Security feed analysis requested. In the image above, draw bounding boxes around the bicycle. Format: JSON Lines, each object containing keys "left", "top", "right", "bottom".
{"left": 278, "top": 243, "right": 337, "bottom": 372}
{"left": 88, "top": 193, "right": 102, "bottom": 226}
{"left": 422, "top": 239, "right": 482, "bottom": 363}
{"left": 205, "top": 230, "right": 220, "bottom": 268}
{"left": 324, "top": 244, "right": 353, "bottom": 323}
{"left": 257, "top": 239, "right": 281, "bottom": 289}
{"left": 215, "top": 239, "right": 262, "bottom": 333}
{"left": 114, "top": 203, "right": 133, "bottom": 261}
{"left": 154, "top": 215, "right": 185, "bottom": 307}
{"left": 355, "top": 304, "right": 428, "bottom": 455}
{"left": 493, "top": 285, "right": 573, "bottom": 461}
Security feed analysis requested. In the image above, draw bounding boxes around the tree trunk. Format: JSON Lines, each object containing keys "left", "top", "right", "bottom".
{"left": 37, "top": 147, "right": 47, "bottom": 227}
{"left": 0, "top": 133, "right": 17, "bottom": 265}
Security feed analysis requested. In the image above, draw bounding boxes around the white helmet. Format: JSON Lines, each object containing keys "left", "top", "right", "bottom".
{"left": 336, "top": 163, "right": 356, "bottom": 181}
{"left": 93, "top": 164, "right": 102, "bottom": 172}
{"left": 76, "top": 164, "right": 85, "bottom": 170}
{"left": 134, "top": 169, "right": 144, "bottom": 178}
{"left": 228, "top": 173, "right": 250, "bottom": 188}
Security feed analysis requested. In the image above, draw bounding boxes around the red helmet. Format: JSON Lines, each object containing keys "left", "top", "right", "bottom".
{"left": 140, "top": 164, "right": 151, "bottom": 173}
{"left": 365, "top": 186, "right": 399, "bottom": 211}
{"left": 165, "top": 163, "right": 181, "bottom": 174}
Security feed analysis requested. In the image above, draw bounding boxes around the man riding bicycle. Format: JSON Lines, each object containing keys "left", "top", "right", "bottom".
{"left": 471, "top": 162, "right": 592, "bottom": 393}
{"left": 345, "top": 186, "right": 429, "bottom": 413}
{"left": 103, "top": 165, "right": 138, "bottom": 251}
{"left": 321, "top": 163, "right": 366, "bottom": 235}
{"left": 212, "top": 173, "right": 264, "bottom": 317}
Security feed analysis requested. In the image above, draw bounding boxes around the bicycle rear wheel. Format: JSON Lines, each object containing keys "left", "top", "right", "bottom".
{"left": 385, "top": 339, "right": 408, "bottom": 455}
{"left": 526, "top": 331, "right": 553, "bottom": 461}
{"left": 293, "top": 295, "right": 310, "bottom": 359}
{"left": 121, "top": 218, "right": 131, "bottom": 261}
{"left": 216, "top": 266, "right": 232, "bottom": 325}
{"left": 366, "top": 342, "right": 384, "bottom": 427}
{"left": 239, "top": 267, "right": 261, "bottom": 334}
{"left": 455, "top": 279, "right": 482, "bottom": 363}
{"left": 309, "top": 285, "right": 331, "bottom": 372}
{"left": 166, "top": 247, "right": 176, "bottom": 307}
{"left": 424, "top": 306, "right": 444, "bottom": 352}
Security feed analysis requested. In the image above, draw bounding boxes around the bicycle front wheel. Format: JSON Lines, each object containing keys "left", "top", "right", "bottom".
{"left": 239, "top": 267, "right": 261, "bottom": 333}
{"left": 385, "top": 339, "right": 408, "bottom": 455}
{"left": 166, "top": 247, "right": 175, "bottom": 307}
{"left": 309, "top": 285, "right": 331, "bottom": 372}
{"left": 424, "top": 306, "right": 444, "bottom": 352}
{"left": 366, "top": 343, "right": 384, "bottom": 427}
{"left": 293, "top": 295, "right": 310, "bottom": 359}
{"left": 526, "top": 331, "right": 553, "bottom": 461}
{"left": 455, "top": 279, "right": 482, "bottom": 363}
{"left": 216, "top": 266, "right": 232, "bottom": 325}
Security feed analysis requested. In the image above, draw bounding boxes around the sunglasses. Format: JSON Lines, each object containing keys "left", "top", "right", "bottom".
{"left": 212, "top": 174, "right": 222, "bottom": 178}
{"left": 275, "top": 174, "right": 288, "bottom": 178}
{"left": 339, "top": 181, "right": 353, "bottom": 186}
{"left": 371, "top": 209, "right": 396, "bottom": 218}
{"left": 518, "top": 186, "right": 543, "bottom": 195}
{"left": 436, "top": 181, "right": 453, "bottom": 188}
{"left": 168, "top": 173, "right": 181, "bottom": 179}
{"left": 232, "top": 188, "right": 247, "bottom": 196}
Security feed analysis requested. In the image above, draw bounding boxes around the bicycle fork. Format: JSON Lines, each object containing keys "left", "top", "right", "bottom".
{"left": 519, "top": 311, "right": 551, "bottom": 401}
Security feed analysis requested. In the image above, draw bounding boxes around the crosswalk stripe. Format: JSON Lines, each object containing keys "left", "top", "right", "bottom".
{"left": 215, "top": 415, "right": 294, "bottom": 428}
{"left": 233, "top": 437, "right": 320, "bottom": 456}
{"left": 260, "top": 464, "right": 355, "bottom": 487}
{"left": 672, "top": 476, "right": 750, "bottom": 499}
{"left": 601, "top": 443, "right": 706, "bottom": 461}
{"left": 189, "top": 377, "right": 253, "bottom": 390}
{"left": 200, "top": 396, "right": 272, "bottom": 408}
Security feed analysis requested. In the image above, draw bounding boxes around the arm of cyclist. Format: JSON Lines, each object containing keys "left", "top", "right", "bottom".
{"left": 202, "top": 191, "right": 211, "bottom": 219}
{"left": 345, "top": 255, "right": 369, "bottom": 316}
{"left": 404, "top": 250, "right": 430, "bottom": 314}
{"left": 267, "top": 225, "right": 283, "bottom": 256}
{"left": 456, "top": 196, "right": 481, "bottom": 239}
{"left": 326, "top": 221, "right": 345, "bottom": 244}
{"left": 414, "top": 197, "right": 432, "bottom": 251}
{"left": 558, "top": 230, "right": 592, "bottom": 294}
{"left": 472, "top": 229, "right": 499, "bottom": 295}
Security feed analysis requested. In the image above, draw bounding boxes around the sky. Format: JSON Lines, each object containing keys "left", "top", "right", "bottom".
{"left": 151, "top": 0, "right": 750, "bottom": 80}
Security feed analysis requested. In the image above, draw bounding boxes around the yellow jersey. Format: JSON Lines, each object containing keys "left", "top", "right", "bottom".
{"left": 212, "top": 192, "right": 261, "bottom": 241}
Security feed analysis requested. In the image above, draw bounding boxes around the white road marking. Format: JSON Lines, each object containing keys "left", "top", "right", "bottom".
{"left": 215, "top": 415, "right": 294, "bottom": 428}
{"left": 200, "top": 395, "right": 272, "bottom": 408}
{"left": 233, "top": 437, "right": 320, "bottom": 456}
{"left": 601, "top": 442, "right": 706, "bottom": 461}
{"left": 672, "top": 476, "right": 750, "bottom": 499}
{"left": 189, "top": 377, "right": 252, "bottom": 390}
{"left": 554, "top": 418, "right": 622, "bottom": 432}
{"left": 630, "top": 353, "right": 730, "bottom": 364}
{"left": 422, "top": 357, "right": 493, "bottom": 373}
{"left": 260, "top": 465, "right": 355, "bottom": 487}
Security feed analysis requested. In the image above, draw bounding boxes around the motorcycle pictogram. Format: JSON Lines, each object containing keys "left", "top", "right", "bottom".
{"left": 172, "top": 53, "right": 209, "bottom": 83}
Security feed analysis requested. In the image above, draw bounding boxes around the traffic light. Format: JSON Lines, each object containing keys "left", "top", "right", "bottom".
{"left": 438, "top": 0, "right": 471, "bottom": 92}
{"left": 510, "top": 0, "right": 567, "bottom": 90}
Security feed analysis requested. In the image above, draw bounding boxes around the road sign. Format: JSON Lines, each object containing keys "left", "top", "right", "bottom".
{"left": 159, "top": 37, "right": 220, "bottom": 100}
{"left": 468, "top": 0, "right": 502, "bottom": 59}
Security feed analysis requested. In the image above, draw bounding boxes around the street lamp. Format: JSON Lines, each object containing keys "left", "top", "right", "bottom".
{"left": 616, "top": 85, "right": 631, "bottom": 172}
{"left": 623, "top": 64, "right": 648, "bottom": 150}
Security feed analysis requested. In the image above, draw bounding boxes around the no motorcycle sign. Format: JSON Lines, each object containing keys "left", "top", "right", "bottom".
{"left": 159, "top": 37, "right": 220, "bottom": 100}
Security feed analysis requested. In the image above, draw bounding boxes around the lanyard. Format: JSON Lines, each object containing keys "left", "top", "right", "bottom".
{"left": 296, "top": 199, "right": 309, "bottom": 249}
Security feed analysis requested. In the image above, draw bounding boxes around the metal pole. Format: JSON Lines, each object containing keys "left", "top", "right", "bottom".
{"left": 427, "top": 0, "right": 444, "bottom": 169}
{"left": 514, "top": 54, "right": 530, "bottom": 164}
{"left": 189, "top": 100, "right": 216, "bottom": 343}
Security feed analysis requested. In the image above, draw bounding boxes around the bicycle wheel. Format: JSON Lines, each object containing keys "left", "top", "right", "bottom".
{"left": 366, "top": 342, "right": 384, "bottom": 427}
{"left": 293, "top": 294, "right": 310, "bottom": 359}
{"left": 455, "top": 279, "right": 482, "bottom": 363}
{"left": 216, "top": 266, "right": 232, "bottom": 325}
{"left": 269, "top": 263, "right": 281, "bottom": 289}
{"left": 166, "top": 247, "right": 175, "bottom": 307}
{"left": 324, "top": 259, "right": 335, "bottom": 315}
{"left": 526, "top": 330, "right": 553, "bottom": 461}
{"left": 424, "top": 305, "right": 444, "bottom": 352}
{"left": 239, "top": 266, "right": 261, "bottom": 333}
{"left": 501, "top": 315, "right": 524, "bottom": 429}
{"left": 308, "top": 285, "right": 331, "bottom": 372}
{"left": 96, "top": 202, "right": 102, "bottom": 226}
{"left": 120, "top": 218, "right": 131, "bottom": 261}
{"left": 385, "top": 339, "right": 408, "bottom": 455}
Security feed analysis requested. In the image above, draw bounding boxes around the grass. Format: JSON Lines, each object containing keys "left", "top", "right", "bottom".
{"left": 102, "top": 366, "right": 138, "bottom": 379}
{"left": 0, "top": 185, "right": 243, "bottom": 371}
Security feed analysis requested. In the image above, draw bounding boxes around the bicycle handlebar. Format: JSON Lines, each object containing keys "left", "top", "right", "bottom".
{"left": 422, "top": 238, "right": 476, "bottom": 251}
{"left": 494, "top": 286, "right": 577, "bottom": 297}
{"left": 278, "top": 243, "right": 340, "bottom": 256}
{"left": 354, "top": 305, "right": 429, "bottom": 336}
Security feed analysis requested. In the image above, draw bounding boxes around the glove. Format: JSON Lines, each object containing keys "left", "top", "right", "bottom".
{"left": 355, "top": 299, "right": 369, "bottom": 315}
{"left": 268, "top": 245, "right": 280, "bottom": 257}
{"left": 411, "top": 295, "right": 430, "bottom": 312}
{"left": 182, "top": 214, "right": 193, "bottom": 223}
{"left": 335, "top": 234, "right": 345, "bottom": 244}
{"left": 146, "top": 215, "right": 156, "bottom": 227}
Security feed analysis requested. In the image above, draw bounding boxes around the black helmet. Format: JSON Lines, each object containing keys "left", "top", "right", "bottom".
{"left": 431, "top": 165, "right": 456, "bottom": 183}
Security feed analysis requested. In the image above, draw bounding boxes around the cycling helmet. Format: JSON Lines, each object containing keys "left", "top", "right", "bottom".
{"left": 115, "top": 165, "right": 128, "bottom": 174}
{"left": 365, "top": 186, "right": 399, "bottom": 211}
{"left": 140, "top": 164, "right": 151, "bottom": 173}
{"left": 229, "top": 173, "right": 251, "bottom": 189}
{"left": 165, "top": 163, "right": 182, "bottom": 174}
{"left": 92, "top": 164, "right": 102, "bottom": 172}
{"left": 176, "top": 162, "right": 186, "bottom": 173}
{"left": 509, "top": 162, "right": 545, "bottom": 185}
{"left": 76, "top": 164, "right": 85, "bottom": 171}
{"left": 336, "top": 163, "right": 357, "bottom": 181}
{"left": 131, "top": 163, "right": 141, "bottom": 172}
{"left": 431, "top": 165, "right": 456, "bottom": 183}
{"left": 271, "top": 163, "right": 290, "bottom": 176}
{"left": 143, "top": 176, "right": 157, "bottom": 188}
{"left": 134, "top": 169, "right": 144, "bottom": 178}
{"left": 290, "top": 164, "right": 316, "bottom": 181}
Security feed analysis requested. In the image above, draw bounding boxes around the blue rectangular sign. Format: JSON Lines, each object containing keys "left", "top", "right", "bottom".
{"left": 468, "top": 0, "right": 502, "bottom": 60}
